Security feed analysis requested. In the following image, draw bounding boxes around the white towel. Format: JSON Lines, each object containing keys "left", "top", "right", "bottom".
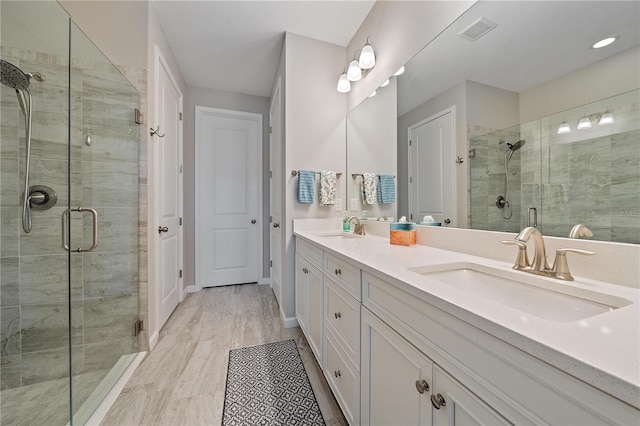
{"left": 320, "top": 171, "right": 337, "bottom": 206}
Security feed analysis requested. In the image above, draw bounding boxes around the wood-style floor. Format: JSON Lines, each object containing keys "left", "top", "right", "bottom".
{"left": 101, "top": 284, "right": 347, "bottom": 425}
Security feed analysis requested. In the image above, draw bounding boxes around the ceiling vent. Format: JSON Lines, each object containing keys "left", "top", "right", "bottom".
{"left": 458, "top": 17, "right": 497, "bottom": 42}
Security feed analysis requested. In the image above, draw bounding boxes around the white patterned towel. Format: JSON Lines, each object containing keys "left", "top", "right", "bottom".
{"left": 362, "top": 173, "right": 378, "bottom": 205}
{"left": 320, "top": 171, "right": 337, "bottom": 206}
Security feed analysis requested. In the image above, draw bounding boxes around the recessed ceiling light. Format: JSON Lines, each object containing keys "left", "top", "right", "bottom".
{"left": 591, "top": 36, "right": 619, "bottom": 49}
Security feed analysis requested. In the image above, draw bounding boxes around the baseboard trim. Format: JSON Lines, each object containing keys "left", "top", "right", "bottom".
{"left": 84, "top": 351, "right": 147, "bottom": 425}
{"left": 259, "top": 278, "right": 270, "bottom": 285}
{"left": 149, "top": 330, "right": 159, "bottom": 350}
{"left": 281, "top": 312, "right": 299, "bottom": 329}
{"left": 185, "top": 285, "right": 199, "bottom": 293}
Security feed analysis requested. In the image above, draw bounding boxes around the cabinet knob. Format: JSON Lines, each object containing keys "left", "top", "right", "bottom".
{"left": 334, "top": 312, "right": 341, "bottom": 319}
{"left": 431, "top": 393, "right": 446, "bottom": 409}
{"left": 334, "top": 370, "right": 341, "bottom": 378}
{"left": 415, "top": 379, "right": 430, "bottom": 394}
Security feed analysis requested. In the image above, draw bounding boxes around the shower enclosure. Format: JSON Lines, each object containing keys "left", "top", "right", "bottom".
{"left": 1, "top": 2, "right": 141, "bottom": 424}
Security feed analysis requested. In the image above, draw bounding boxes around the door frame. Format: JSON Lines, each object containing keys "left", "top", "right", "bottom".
{"left": 153, "top": 45, "right": 184, "bottom": 345}
{"left": 407, "top": 106, "right": 457, "bottom": 226}
{"left": 194, "top": 106, "right": 263, "bottom": 291}
{"left": 269, "top": 77, "right": 281, "bottom": 300}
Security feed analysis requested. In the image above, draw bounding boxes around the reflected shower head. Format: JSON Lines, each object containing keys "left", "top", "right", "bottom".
{"left": 1, "top": 59, "right": 31, "bottom": 90}
{"left": 506, "top": 139, "right": 526, "bottom": 161}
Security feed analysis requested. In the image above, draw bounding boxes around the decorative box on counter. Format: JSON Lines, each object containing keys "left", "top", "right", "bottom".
{"left": 390, "top": 222, "right": 416, "bottom": 246}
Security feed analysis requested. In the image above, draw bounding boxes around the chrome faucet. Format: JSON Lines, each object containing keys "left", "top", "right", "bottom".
{"left": 515, "top": 226, "right": 550, "bottom": 274}
{"left": 348, "top": 216, "right": 366, "bottom": 236}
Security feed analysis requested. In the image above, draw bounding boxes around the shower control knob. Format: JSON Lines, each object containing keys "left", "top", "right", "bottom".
{"left": 251, "top": 219, "right": 256, "bottom": 224}
{"left": 158, "top": 226, "right": 168, "bottom": 234}
{"left": 273, "top": 223, "right": 280, "bottom": 228}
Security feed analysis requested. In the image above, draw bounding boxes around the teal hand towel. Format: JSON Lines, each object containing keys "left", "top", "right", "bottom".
{"left": 378, "top": 174, "right": 396, "bottom": 204}
{"left": 297, "top": 170, "right": 315, "bottom": 204}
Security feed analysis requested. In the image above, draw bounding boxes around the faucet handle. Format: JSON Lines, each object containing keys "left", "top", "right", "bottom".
{"left": 551, "top": 248, "right": 595, "bottom": 281}
{"left": 501, "top": 240, "right": 530, "bottom": 270}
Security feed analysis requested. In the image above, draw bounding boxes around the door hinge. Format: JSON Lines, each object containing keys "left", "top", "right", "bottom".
{"left": 269, "top": 126, "right": 272, "bottom": 134}
{"left": 270, "top": 215, "right": 272, "bottom": 223}
{"left": 409, "top": 140, "right": 412, "bottom": 146}
{"left": 410, "top": 214, "right": 413, "bottom": 220}
{"left": 179, "top": 112, "right": 183, "bottom": 121}
{"left": 179, "top": 217, "right": 183, "bottom": 225}
{"left": 269, "top": 170, "right": 272, "bottom": 178}
{"left": 134, "top": 319, "right": 144, "bottom": 336}
{"left": 179, "top": 269, "right": 183, "bottom": 278}
{"left": 410, "top": 177, "right": 413, "bottom": 183}
{"left": 179, "top": 164, "right": 183, "bottom": 173}
{"left": 270, "top": 260, "right": 273, "bottom": 267}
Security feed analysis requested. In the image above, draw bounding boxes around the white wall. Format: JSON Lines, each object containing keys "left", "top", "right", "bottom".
{"left": 281, "top": 32, "right": 347, "bottom": 321}
{"left": 466, "top": 81, "right": 520, "bottom": 131}
{"left": 347, "top": 77, "right": 397, "bottom": 220}
{"left": 346, "top": 0, "right": 476, "bottom": 112}
{"left": 183, "top": 86, "right": 271, "bottom": 289}
{"left": 397, "top": 81, "right": 467, "bottom": 224}
{"left": 520, "top": 46, "right": 640, "bottom": 123}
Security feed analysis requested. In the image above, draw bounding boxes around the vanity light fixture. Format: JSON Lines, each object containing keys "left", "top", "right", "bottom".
{"left": 337, "top": 72, "right": 351, "bottom": 93}
{"left": 336, "top": 37, "right": 377, "bottom": 92}
{"left": 393, "top": 66, "right": 405, "bottom": 76}
{"left": 557, "top": 121, "right": 571, "bottom": 134}
{"left": 599, "top": 110, "right": 614, "bottom": 125}
{"left": 591, "top": 35, "right": 619, "bottom": 49}
{"left": 577, "top": 116, "right": 592, "bottom": 130}
{"left": 359, "top": 37, "right": 376, "bottom": 70}
{"left": 380, "top": 78, "right": 390, "bottom": 88}
{"left": 369, "top": 90, "right": 377, "bottom": 98}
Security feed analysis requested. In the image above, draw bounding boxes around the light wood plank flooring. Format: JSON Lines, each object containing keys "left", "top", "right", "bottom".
{"left": 101, "top": 284, "right": 347, "bottom": 425}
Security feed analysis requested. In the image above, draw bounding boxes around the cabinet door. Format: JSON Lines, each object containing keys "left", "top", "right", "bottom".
{"left": 308, "top": 263, "right": 324, "bottom": 366}
{"left": 361, "top": 308, "right": 433, "bottom": 426}
{"left": 432, "top": 365, "right": 509, "bottom": 426}
{"left": 295, "top": 254, "right": 309, "bottom": 334}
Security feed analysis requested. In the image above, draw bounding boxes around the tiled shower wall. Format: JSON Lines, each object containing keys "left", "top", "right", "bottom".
{"left": 0, "top": 45, "right": 144, "bottom": 392}
{"left": 468, "top": 90, "right": 640, "bottom": 244}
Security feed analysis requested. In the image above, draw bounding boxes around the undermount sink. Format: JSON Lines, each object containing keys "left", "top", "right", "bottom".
{"left": 408, "top": 262, "right": 632, "bottom": 322}
{"left": 315, "top": 231, "right": 364, "bottom": 239}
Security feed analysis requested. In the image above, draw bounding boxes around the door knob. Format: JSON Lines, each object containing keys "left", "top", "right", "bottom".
{"left": 444, "top": 219, "right": 451, "bottom": 224}
{"left": 158, "top": 226, "right": 168, "bottom": 234}
{"left": 251, "top": 219, "right": 256, "bottom": 224}
{"left": 273, "top": 223, "right": 280, "bottom": 228}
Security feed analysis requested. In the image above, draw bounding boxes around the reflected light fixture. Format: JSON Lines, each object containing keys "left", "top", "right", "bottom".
{"left": 599, "top": 110, "right": 614, "bottom": 125}
{"left": 369, "top": 90, "right": 377, "bottom": 98}
{"left": 577, "top": 116, "right": 592, "bottom": 130}
{"left": 591, "top": 36, "right": 619, "bottom": 49}
{"left": 380, "top": 79, "right": 390, "bottom": 88}
{"left": 557, "top": 121, "right": 571, "bottom": 134}
{"left": 393, "top": 66, "right": 405, "bottom": 76}
{"left": 337, "top": 73, "right": 351, "bottom": 93}
{"left": 347, "top": 59, "right": 362, "bottom": 81}
{"left": 359, "top": 37, "right": 376, "bottom": 69}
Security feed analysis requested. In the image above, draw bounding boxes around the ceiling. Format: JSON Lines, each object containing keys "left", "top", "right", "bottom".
{"left": 151, "top": 0, "right": 375, "bottom": 98}
{"left": 398, "top": 1, "right": 640, "bottom": 116}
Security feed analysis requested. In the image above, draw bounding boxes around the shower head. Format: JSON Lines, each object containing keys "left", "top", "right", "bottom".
{"left": 506, "top": 139, "right": 526, "bottom": 162}
{"left": 1, "top": 59, "right": 31, "bottom": 90}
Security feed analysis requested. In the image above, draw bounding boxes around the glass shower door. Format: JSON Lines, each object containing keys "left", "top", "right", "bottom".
{"left": 68, "top": 22, "right": 140, "bottom": 424}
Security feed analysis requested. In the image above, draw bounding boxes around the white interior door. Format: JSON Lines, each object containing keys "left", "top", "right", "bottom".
{"left": 269, "top": 79, "right": 282, "bottom": 306}
{"left": 408, "top": 108, "right": 455, "bottom": 226}
{"left": 156, "top": 47, "right": 183, "bottom": 329}
{"left": 195, "top": 107, "right": 261, "bottom": 288}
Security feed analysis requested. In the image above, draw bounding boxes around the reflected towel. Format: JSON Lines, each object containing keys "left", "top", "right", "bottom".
{"left": 362, "top": 173, "right": 378, "bottom": 205}
{"left": 378, "top": 174, "right": 396, "bottom": 204}
{"left": 320, "top": 171, "right": 337, "bottom": 206}
{"left": 297, "top": 170, "right": 315, "bottom": 204}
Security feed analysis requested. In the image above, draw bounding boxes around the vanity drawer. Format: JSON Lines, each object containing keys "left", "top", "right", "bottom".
{"left": 325, "top": 276, "right": 360, "bottom": 367}
{"left": 325, "top": 327, "right": 360, "bottom": 426}
{"left": 325, "top": 253, "right": 361, "bottom": 300}
{"left": 296, "top": 238, "right": 323, "bottom": 269}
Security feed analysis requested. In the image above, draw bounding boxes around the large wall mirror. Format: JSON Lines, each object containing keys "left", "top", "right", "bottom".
{"left": 347, "top": 0, "right": 640, "bottom": 244}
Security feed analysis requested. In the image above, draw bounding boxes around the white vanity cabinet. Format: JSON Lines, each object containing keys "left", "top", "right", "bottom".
{"left": 295, "top": 239, "right": 324, "bottom": 365}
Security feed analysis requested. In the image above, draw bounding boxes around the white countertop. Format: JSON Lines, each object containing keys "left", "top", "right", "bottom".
{"left": 294, "top": 226, "right": 640, "bottom": 409}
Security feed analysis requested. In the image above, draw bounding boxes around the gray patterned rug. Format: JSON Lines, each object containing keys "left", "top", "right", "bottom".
{"left": 222, "top": 339, "right": 326, "bottom": 425}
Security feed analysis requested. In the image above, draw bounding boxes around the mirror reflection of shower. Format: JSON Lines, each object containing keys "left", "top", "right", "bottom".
{"left": 1, "top": 59, "right": 56, "bottom": 233}
{"left": 496, "top": 139, "right": 526, "bottom": 220}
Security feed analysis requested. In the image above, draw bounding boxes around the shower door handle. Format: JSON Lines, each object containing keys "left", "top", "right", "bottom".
{"left": 62, "top": 207, "right": 99, "bottom": 252}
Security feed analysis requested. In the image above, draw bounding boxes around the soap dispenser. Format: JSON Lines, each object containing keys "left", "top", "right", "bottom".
{"left": 343, "top": 212, "right": 351, "bottom": 232}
